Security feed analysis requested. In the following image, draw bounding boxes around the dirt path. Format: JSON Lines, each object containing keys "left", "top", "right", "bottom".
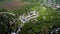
{"left": 0, "top": 1, "right": 28, "bottom": 10}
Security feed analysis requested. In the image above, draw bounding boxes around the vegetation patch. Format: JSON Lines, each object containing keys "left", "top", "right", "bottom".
{"left": 0, "top": 0, "right": 4, "bottom": 2}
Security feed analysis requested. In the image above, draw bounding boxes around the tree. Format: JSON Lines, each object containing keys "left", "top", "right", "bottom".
{"left": 0, "top": 0, "right": 4, "bottom": 2}
{"left": 0, "top": 8, "right": 8, "bottom": 12}
{"left": 0, "top": 11, "right": 19, "bottom": 34}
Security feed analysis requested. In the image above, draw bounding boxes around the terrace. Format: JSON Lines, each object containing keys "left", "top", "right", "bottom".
{"left": 19, "top": 11, "right": 39, "bottom": 23}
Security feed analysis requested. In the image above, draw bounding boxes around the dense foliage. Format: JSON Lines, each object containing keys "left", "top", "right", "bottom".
{"left": 0, "top": 0, "right": 4, "bottom": 2}
{"left": 19, "top": 0, "right": 60, "bottom": 34}
{"left": 0, "top": 9, "right": 20, "bottom": 34}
